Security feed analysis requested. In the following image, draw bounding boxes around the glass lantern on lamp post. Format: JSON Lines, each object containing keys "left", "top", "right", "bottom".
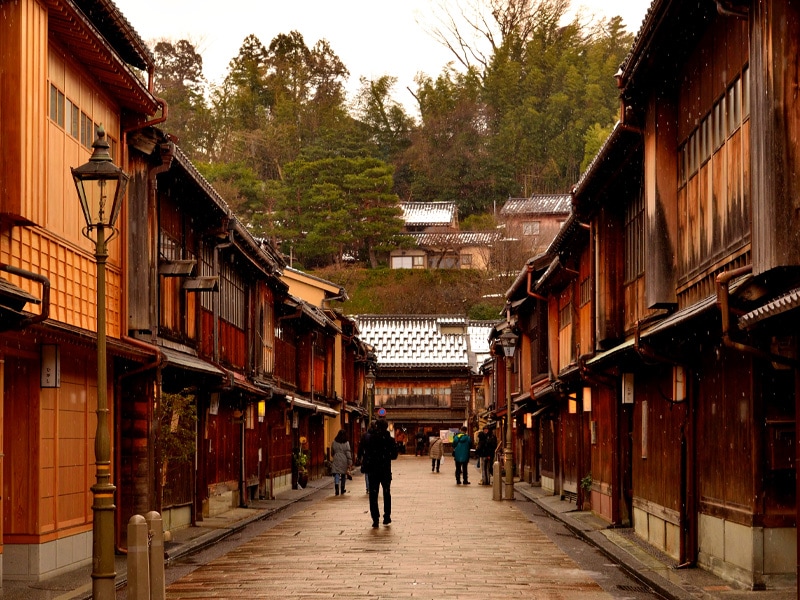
{"left": 365, "top": 361, "right": 376, "bottom": 428}
{"left": 71, "top": 125, "right": 128, "bottom": 600}
{"left": 498, "top": 326, "right": 518, "bottom": 501}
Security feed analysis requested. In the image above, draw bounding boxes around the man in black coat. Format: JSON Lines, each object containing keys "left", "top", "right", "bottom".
{"left": 363, "top": 418, "right": 398, "bottom": 527}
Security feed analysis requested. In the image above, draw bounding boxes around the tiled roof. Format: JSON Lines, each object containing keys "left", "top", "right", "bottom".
{"left": 467, "top": 321, "right": 495, "bottom": 355}
{"left": 400, "top": 202, "right": 457, "bottom": 226}
{"left": 412, "top": 231, "right": 502, "bottom": 247}
{"left": 353, "top": 315, "right": 471, "bottom": 368}
{"left": 500, "top": 195, "right": 572, "bottom": 217}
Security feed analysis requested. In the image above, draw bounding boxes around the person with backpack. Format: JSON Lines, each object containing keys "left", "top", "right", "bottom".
{"left": 452, "top": 426, "right": 472, "bottom": 485}
{"left": 362, "top": 418, "right": 397, "bottom": 527}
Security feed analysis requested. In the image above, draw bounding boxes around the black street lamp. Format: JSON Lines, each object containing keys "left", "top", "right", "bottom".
{"left": 71, "top": 125, "right": 128, "bottom": 600}
{"left": 498, "top": 326, "right": 518, "bottom": 501}
{"left": 365, "top": 354, "right": 376, "bottom": 428}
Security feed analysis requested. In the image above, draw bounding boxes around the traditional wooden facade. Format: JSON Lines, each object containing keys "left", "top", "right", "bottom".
{"left": 504, "top": 0, "right": 800, "bottom": 591}
{"left": 353, "top": 315, "right": 483, "bottom": 443}
{"left": 0, "top": 0, "right": 163, "bottom": 582}
{"left": 119, "top": 135, "right": 294, "bottom": 537}
{"left": 0, "top": 0, "right": 373, "bottom": 585}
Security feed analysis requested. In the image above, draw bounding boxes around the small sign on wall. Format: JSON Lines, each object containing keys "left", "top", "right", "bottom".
{"left": 40, "top": 344, "right": 60, "bottom": 388}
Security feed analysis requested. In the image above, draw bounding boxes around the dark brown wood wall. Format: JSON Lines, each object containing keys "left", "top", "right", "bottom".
{"left": 219, "top": 319, "right": 246, "bottom": 370}
{"left": 632, "top": 366, "right": 685, "bottom": 513}
{"left": 204, "top": 405, "right": 241, "bottom": 489}
{"left": 751, "top": 0, "right": 800, "bottom": 273}
{"left": 696, "top": 348, "right": 756, "bottom": 523}
{"left": 595, "top": 206, "right": 625, "bottom": 346}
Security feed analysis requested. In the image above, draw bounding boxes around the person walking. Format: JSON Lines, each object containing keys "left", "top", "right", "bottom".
{"left": 358, "top": 422, "right": 376, "bottom": 494}
{"left": 331, "top": 429, "right": 353, "bottom": 496}
{"left": 475, "top": 427, "right": 487, "bottom": 476}
{"left": 429, "top": 434, "right": 443, "bottom": 473}
{"left": 452, "top": 426, "right": 472, "bottom": 485}
{"left": 481, "top": 426, "right": 498, "bottom": 485}
{"left": 362, "top": 418, "right": 398, "bottom": 527}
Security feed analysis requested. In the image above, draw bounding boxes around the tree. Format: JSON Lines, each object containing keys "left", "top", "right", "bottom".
{"left": 152, "top": 39, "right": 211, "bottom": 160}
{"left": 352, "top": 76, "right": 414, "bottom": 162}
{"left": 403, "top": 68, "right": 509, "bottom": 214}
{"left": 275, "top": 156, "right": 404, "bottom": 268}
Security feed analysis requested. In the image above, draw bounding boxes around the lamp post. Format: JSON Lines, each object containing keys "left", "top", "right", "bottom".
{"left": 365, "top": 360, "right": 376, "bottom": 428}
{"left": 71, "top": 125, "right": 128, "bottom": 600}
{"left": 498, "top": 326, "right": 518, "bottom": 501}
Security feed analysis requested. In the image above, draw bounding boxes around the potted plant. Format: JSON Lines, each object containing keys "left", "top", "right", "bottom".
{"left": 293, "top": 448, "right": 309, "bottom": 488}
{"left": 580, "top": 473, "right": 593, "bottom": 510}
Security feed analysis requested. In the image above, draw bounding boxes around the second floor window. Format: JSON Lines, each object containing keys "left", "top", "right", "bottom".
{"left": 624, "top": 184, "right": 645, "bottom": 284}
{"left": 220, "top": 259, "right": 245, "bottom": 329}
{"left": 523, "top": 221, "right": 541, "bottom": 236}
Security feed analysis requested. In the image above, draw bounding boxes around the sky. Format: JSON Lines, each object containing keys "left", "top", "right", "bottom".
{"left": 112, "top": 0, "right": 651, "bottom": 114}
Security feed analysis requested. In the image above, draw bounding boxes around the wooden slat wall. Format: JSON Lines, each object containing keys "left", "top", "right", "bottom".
{"left": 4, "top": 342, "right": 101, "bottom": 541}
{"left": 696, "top": 348, "right": 756, "bottom": 521}
{"left": 0, "top": 0, "right": 46, "bottom": 224}
{"left": 676, "top": 14, "right": 750, "bottom": 286}
{"left": 1, "top": 227, "right": 122, "bottom": 336}
{"left": 219, "top": 319, "right": 245, "bottom": 369}
{"left": 632, "top": 367, "right": 684, "bottom": 513}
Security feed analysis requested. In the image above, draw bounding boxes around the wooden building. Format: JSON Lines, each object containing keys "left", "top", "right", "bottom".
{"left": 500, "top": 194, "right": 571, "bottom": 256}
{"left": 353, "top": 315, "right": 478, "bottom": 439}
{"left": 0, "top": 0, "right": 374, "bottom": 585}
{"left": 504, "top": 0, "right": 800, "bottom": 591}
{"left": 0, "top": 0, "right": 161, "bottom": 582}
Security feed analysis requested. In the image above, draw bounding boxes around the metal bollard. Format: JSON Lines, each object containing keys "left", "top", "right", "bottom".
{"left": 127, "top": 515, "right": 150, "bottom": 600}
{"left": 145, "top": 511, "right": 166, "bottom": 600}
{"left": 492, "top": 460, "right": 502, "bottom": 501}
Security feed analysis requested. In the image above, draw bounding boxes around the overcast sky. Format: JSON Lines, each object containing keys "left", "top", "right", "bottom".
{"left": 112, "top": 0, "right": 650, "bottom": 113}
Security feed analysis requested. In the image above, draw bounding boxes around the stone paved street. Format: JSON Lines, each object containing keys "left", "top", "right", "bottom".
{"left": 164, "top": 456, "right": 617, "bottom": 599}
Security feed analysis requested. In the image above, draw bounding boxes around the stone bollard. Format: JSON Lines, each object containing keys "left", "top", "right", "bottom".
{"left": 127, "top": 515, "right": 150, "bottom": 600}
{"left": 145, "top": 511, "right": 166, "bottom": 600}
{"left": 492, "top": 460, "right": 502, "bottom": 501}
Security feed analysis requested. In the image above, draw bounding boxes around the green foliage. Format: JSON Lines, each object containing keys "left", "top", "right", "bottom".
{"left": 293, "top": 449, "right": 309, "bottom": 474}
{"left": 313, "top": 266, "right": 506, "bottom": 317}
{"left": 156, "top": 390, "right": 197, "bottom": 468}
{"left": 150, "top": 2, "right": 635, "bottom": 269}
{"left": 152, "top": 39, "right": 212, "bottom": 161}
{"left": 469, "top": 302, "right": 503, "bottom": 320}
{"left": 460, "top": 213, "right": 498, "bottom": 231}
{"left": 275, "top": 156, "right": 404, "bottom": 268}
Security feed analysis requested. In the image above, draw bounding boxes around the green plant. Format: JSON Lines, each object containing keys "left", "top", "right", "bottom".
{"left": 293, "top": 449, "right": 309, "bottom": 474}
{"left": 580, "top": 473, "right": 593, "bottom": 492}
{"left": 155, "top": 390, "right": 197, "bottom": 486}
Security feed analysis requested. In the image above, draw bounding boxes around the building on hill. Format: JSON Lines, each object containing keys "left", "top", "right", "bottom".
{"left": 399, "top": 201, "right": 458, "bottom": 232}
{"left": 353, "top": 315, "right": 494, "bottom": 443}
{"left": 500, "top": 194, "right": 571, "bottom": 256}
{"left": 390, "top": 202, "right": 502, "bottom": 270}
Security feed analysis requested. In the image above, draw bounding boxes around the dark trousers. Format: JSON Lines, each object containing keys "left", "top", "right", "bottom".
{"left": 455, "top": 460, "right": 469, "bottom": 483}
{"left": 481, "top": 455, "right": 493, "bottom": 484}
{"left": 368, "top": 472, "right": 392, "bottom": 523}
{"left": 431, "top": 458, "right": 440, "bottom": 471}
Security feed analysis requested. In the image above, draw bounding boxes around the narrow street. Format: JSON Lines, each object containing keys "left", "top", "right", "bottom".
{"left": 162, "top": 456, "right": 661, "bottom": 599}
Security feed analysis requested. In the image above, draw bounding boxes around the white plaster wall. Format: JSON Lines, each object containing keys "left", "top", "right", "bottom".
{"left": 4, "top": 531, "right": 91, "bottom": 581}
{"left": 698, "top": 513, "right": 797, "bottom": 589}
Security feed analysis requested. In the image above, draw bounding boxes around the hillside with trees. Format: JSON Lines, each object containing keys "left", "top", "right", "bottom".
{"left": 312, "top": 266, "right": 509, "bottom": 320}
{"left": 150, "top": 0, "right": 634, "bottom": 271}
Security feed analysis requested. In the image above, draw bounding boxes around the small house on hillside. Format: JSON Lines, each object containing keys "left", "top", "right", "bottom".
{"left": 500, "top": 194, "right": 571, "bottom": 256}
{"left": 399, "top": 201, "right": 458, "bottom": 232}
{"left": 390, "top": 202, "right": 501, "bottom": 270}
